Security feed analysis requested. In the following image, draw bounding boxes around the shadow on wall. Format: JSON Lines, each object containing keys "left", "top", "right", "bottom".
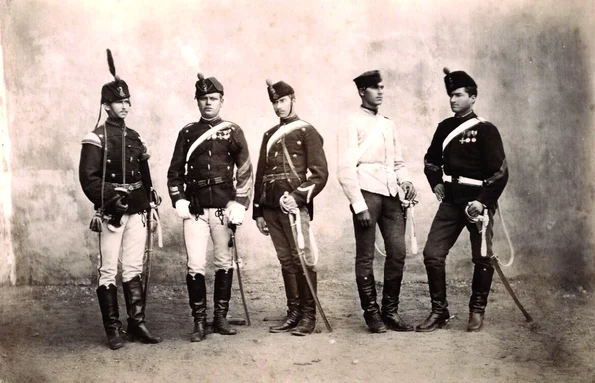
{"left": 478, "top": 12, "right": 594, "bottom": 288}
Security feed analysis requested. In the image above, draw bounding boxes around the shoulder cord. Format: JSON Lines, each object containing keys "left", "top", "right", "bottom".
{"left": 280, "top": 133, "right": 302, "bottom": 189}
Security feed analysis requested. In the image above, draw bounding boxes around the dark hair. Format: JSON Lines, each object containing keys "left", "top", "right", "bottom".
{"left": 464, "top": 86, "right": 478, "bottom": 97}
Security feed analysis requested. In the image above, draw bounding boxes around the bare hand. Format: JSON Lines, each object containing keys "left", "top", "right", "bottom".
{"left": 356, "top": 209, "right": 372, "bottom": 228}
{"left": 256, "top": 217, "right": 269, "bottom": 236}
{"left": 433, "top": 184, "right": 445, "bottom": 202}
{"left": 401, "top": 181, "right": 417, "bottom": 200}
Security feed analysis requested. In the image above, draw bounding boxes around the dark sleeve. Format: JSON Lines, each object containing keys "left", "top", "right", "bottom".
{"left": 423, "top": 123, "right": 445, "bottom": 191}
{"left": 252, "top": 133, "right": 269, "bottom": 219}
{"left": 289, "top": 127, "right": 329, "bottom": 207}
{"left": 79, "top": 144, "right": 117, "bottom": 207}
{"left": 140, "top": 159, "right": 153, "bottom": 199}
{"left": 230, "top": 126, "right": 253, "bottom": 209}
{"left": 477, "top": 124, "right": 508, "bottom": 207}
{"left": 166, "top": 130, "right": 187, "bottom": 207}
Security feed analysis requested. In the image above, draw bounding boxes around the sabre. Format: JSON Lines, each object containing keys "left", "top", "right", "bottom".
{"left": 473, "top": 206, "right": 533, "bottom": 322}
{"left": 289, "top": 210, "right": 333, "bottom": 333}
{"left": 142, "top": 188, "right": 163, "bottom": 312}
{"left": 228, "top": 223, "right": 251, "bottom": 326}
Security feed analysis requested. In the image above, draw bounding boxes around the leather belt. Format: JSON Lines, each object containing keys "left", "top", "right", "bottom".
{"left": 443, "top": 174, "right": 483, "bottom": 186}
{"left": 263, "top": 173, "right": 292, "bottom": 183}
{"left": 109, "top": 180, "right": 143, "bottom": 191}
{"left": 188, "top": 177, "right": 229, "bottom": 188}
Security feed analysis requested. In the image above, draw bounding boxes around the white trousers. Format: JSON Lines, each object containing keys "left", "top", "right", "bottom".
{"left": 184, "top": 208, "right": 233, "bottom": 276}
{"left": 97, "top": 213, "right": 146, "bottom": 287}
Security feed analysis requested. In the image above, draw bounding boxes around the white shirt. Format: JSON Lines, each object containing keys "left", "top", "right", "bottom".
{"left": 337, "top": 107, "right": 410, "bottom": 214}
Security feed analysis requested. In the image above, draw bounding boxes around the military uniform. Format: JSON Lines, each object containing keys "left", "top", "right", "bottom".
{"left": 253, "top": 80, "right": 328, "bottom": 336}
{"left": 416, "top": 69, "right": 508, "bottom": 332}
{"left": 337, "top": 70, "right": 415, "bottom": 333}
{"left": 79, "top": 49, "right": 162, "bottom": 350}
{"left": 167, "top": 74, "right": 253, "bottom": 341}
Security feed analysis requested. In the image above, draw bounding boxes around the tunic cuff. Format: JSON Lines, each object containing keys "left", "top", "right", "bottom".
{"left": 351, "top": 200, "right": 368, "bottom": 214}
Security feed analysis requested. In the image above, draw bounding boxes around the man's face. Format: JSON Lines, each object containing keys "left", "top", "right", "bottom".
{"left": 197, "top": 92, "right": 223, "bottom": 119}
{"left": 360, "top": 82, "right": 384, "bottom": 108}
{"left": 272, "top": 95, "right": 293, "bottom": 118}
{"left": 449, "top": 87, "right": 475, "bottom": 115}
{"left": 104, "top": 98, "right": 131, "bottom": 119}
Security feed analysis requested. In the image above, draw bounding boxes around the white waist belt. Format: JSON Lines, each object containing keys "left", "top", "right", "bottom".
{"left": 443, "top": 174, "right": 483, "bottom": 186}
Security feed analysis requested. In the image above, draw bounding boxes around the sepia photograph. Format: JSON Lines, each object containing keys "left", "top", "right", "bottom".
{"left": 0, "top": 0, "right": 594, "bottom": 381}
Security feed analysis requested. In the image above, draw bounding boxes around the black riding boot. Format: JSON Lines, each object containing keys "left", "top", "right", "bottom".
{"left": 96, "top": 284, "right": 124, "bottom": 350}
{"left": 416, "top": 266, "right": 450, "bottom": 332}
{"left": 186, "top": 273, "right": 207, "bottom": 342}
{"left": 292, "top": 269, "right": 317, "bottom": 336}
{"left": 122, "top": 276, "right": 163, "bottom": 343}
{"left": 381, "top": 275, "right": 413, "bottom": 332}
{"left": 212, "top": 269, "right": 237, "bottom": 335}
{"left": 270, "top": 270, "right": 302, "bottom": 333}
{"left": 357, "top": 275, "right": 387, "bottom": 333}
{"left": 468, "top": 265, "right": 495, "bottom": 332}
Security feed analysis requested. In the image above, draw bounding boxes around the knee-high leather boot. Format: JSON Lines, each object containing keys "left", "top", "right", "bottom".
{"left": 122, "top": 276, "right": 163, "bottom": 343}
{"left": 415, "top": 266, "right": 450, "bottom": 332}
{"left": 186, "top": 273, "right": 207, "bottom": 341}
{"left": 212, "top": 269, "right": 237, "bottom": 335}
{"left": 357, "top": 275, "right": 387, "bottom": 333}
{"left": 96, "top": 284, "right": 124, "bottom": 350}
{"left": 270, "top": 269, "right": 302, "bottom": 333}
{"left": 381, "top": 275, "right": 413, "bottom": 332}
{"left": 468, "top": 265, "right": 494, "bottom": 332}
{"left": 292, "top": 268, "right": 317, "bottom": 336}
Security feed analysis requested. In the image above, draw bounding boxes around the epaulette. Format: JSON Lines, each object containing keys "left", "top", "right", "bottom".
{"left": 139, "top": 134, "right": 151, "bottom": 160}
{"left": 81, "top": 132, "right": 102, "bottom": 148}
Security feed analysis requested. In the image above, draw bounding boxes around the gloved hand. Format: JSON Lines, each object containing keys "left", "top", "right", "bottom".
{"left": 226, "top": 201, "right": 245, "bottom": 225}
{"left": 279, "top": 194, "right": 298, "bottom": 213}
{"left": 175, "top": 199, "right": 192, "bottom": 220}
{"left": 114, "top": 197, "right": 128, "bottom": 213}
{"left": 465, "top": 200, "right": 484, "bottom": 222}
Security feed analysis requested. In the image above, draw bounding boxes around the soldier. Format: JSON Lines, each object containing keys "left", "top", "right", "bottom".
{"left": 167, "top": 73, "right": 253, "bottom": 342}
{"left": 253, "top": 79, "right": 328, "bottom": 336}
{"left": 337, "top": 70, "right": 417, "bottom": 333}
{"left": 79, "top": 49, "right": 162, "bottom": 350}
{"left": 416, "top": 68, "right": 508, "bottom": 333}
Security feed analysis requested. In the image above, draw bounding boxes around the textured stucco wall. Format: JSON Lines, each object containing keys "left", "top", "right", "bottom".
{"left": 0, "top": 0, "right": 593, "bottom": 285}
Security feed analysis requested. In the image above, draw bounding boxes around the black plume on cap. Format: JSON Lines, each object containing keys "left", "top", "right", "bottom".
{"left": 195, "top": 72, "right": 224, "bottom": 98}
{"left": 443, "top": 67, "right": 476, "bottom": 95}
{"left": 266, "top": 79, "right": 294, "bottom": 102}
{"left": 101, "top": 49, "right": 130, "bottom": 104}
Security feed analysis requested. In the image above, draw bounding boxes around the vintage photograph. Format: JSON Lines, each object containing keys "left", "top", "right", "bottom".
{"left": 0, "top": 0, "right": 593, "bottom": 381}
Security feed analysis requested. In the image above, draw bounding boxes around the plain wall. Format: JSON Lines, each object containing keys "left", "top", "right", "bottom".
{"left": 0, "top": 0, "right": 593, "bottom": 286}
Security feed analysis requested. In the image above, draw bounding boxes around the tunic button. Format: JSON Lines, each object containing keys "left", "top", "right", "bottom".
{"left": 127, "top": 144, "right": 131, "bottom": 148}
{"left": 209, "top": 150, "right": 212, "bottom": 156}
{"left": 107, "top": 159, "right": 111, "bottom": 164}
{"left": 187, "top": 139, "right": 190, "bottom": 142}
{"left": 186, "top": 130, "right": 189, "bottom": 133}
{"left": 130, "top": 157, "right": 133, "bottom": 162}
{"left": 111, "top": 173, "right": 115, "bottom": 178}
{"left": 190, "top": 165, "right": 194, "bottom": 169}
{"left": 293, "top": 154, "right": 297, "bottom": 158}
{"left": 208, "top": 164, "right": 211, "bottom": 170}
{"left": 301, "top": 128, "right": 306, "bottom": 131}
{"left": 297, "top": 141, "right": 302, "bottom": 145}
{"left": 228, "top": 152, "right": 230, "bottom": 156}
{"left": 227, "top": 166, "right": 230, "bottom": 170}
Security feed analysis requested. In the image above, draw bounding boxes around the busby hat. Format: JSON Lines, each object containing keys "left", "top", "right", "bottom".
{"left": 195, "top": 73, "right": 224, "bottom": 99}
{"left": 266, "top": 79, "right": 295, "bottom": 102}
{"left": 353, "top": 70, "right": 383, "bottom": 89}
{"left": 101, "top": 49, "right": 130, "bottom": 104}
{"left": 443, "top": 67, "right": 477, "bottom": 95}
